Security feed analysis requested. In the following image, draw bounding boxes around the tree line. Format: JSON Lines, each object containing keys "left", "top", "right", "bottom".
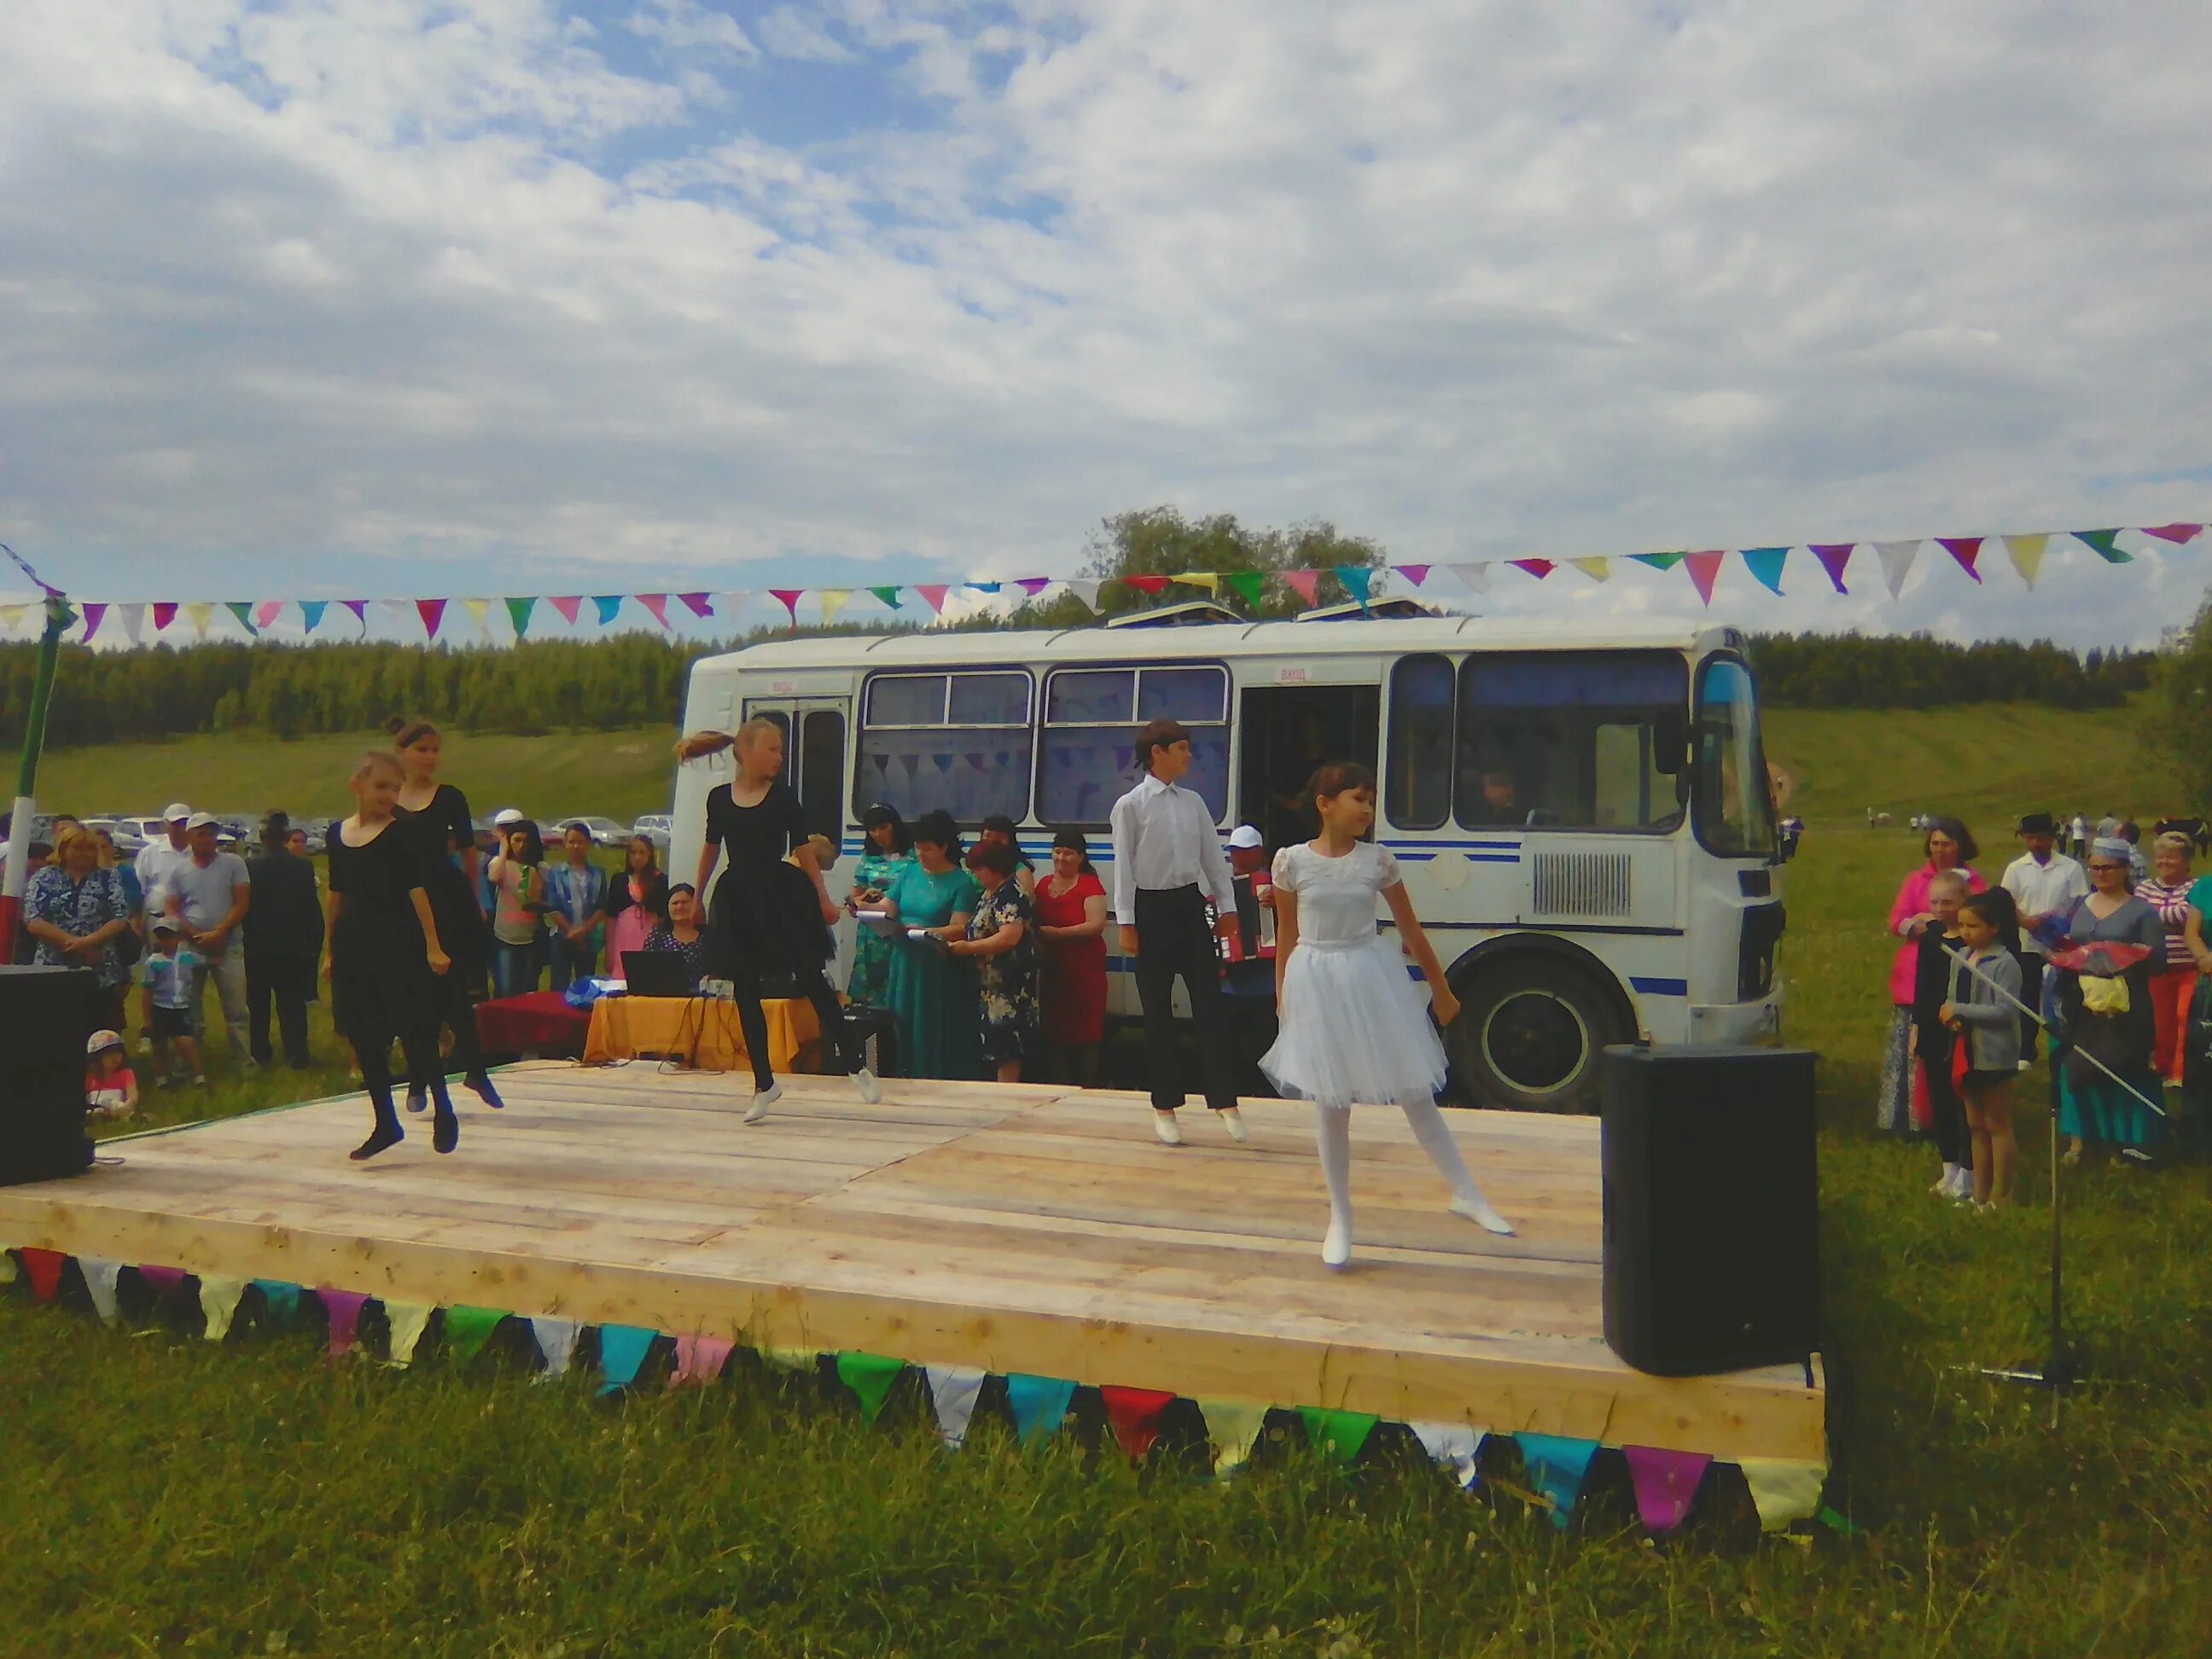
{"left": 1748, "top": 632, "right": 2154, "bottom": 711}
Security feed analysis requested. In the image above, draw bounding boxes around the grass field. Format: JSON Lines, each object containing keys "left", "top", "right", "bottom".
{"left": 5, "top": 706, "right": 2211, "bottom": 1656}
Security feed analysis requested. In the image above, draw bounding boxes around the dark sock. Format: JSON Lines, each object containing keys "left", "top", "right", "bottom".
{"left": 463, "top": 1072, "right": 504, "bottom": 1109}
{"left": 429, "top": 1076, "right": 459, "bottom": 1154}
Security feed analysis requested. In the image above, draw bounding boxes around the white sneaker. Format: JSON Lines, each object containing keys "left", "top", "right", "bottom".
{"left": 1219, "top": 1107, "right": 1250, "bottom": 1144}
{"left": 1321, "top": 1214, "right": 1353, "bottom": 1268}
{"left": 1153, "top": 1111, "right": 1183, "bottom": 1147}
{"left": 851, "top": 1067, "right": 882, "bottom": 1104}
{"left": 742, "top": 1080, "right": 784, "bottom": 1124}
{"left": 1450, "top": 1194, "right": 1516, "bottom": 1237}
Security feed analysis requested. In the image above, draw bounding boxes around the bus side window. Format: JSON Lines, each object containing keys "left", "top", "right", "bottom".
{"left": 1385, "top": 655, "right": 1453, "bottom": 830}
{"left": 855, "top": 671, "right": 1033, "bottom": 824}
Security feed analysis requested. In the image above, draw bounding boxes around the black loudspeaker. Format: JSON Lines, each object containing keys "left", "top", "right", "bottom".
{"left": 0, "top": 964, "right": 96, "bottom": 1185}
{"left": 1600, "top": 1043, "right": 1819, "bottom": 1376}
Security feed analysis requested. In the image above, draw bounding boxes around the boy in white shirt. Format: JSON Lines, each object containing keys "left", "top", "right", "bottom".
{"left": 2000, "top": 812, "right": 2088, "bottom": 1060}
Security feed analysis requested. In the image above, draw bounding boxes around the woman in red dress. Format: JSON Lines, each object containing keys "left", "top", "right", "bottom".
{"left": 1033, "top": 828, "right": 1109, "bottom": 1084}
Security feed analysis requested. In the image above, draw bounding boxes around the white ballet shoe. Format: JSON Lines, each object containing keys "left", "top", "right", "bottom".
{"left": 1321, "top": 1214, "right": 1353, "bottom": 1269}
{"left": 742, "top": 1080, "right": 784, "bottom": 1124}
{"left": 1153, "top": 1111, "right": 1183, "bottom": 1147}
{"left": 1219, "top": 1107, "right": 1250, "bottom": 1144}
{"left": 851, "top": 1068, "right": 882, "bottom": 1104}
{"left": 1450, "top": 1193, "right": 1516, "bottom": 1237}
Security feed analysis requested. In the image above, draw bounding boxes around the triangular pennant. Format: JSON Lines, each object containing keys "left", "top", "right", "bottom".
{"left": 0, "top": 1249, "right": 15, "bottom": 1285}
{"left": 199, "top": 1274, "right": 248, "bottom": 1342}
{"left": 1873, "top": 539, "right": 1920, "bottom": 600}
{"left": 252, "top": 1279, "right": 302, "bottom": 1330}
{"left": 529, "top": 1317, "right": 580, "bottom": 1378}
{"left": 1015, "top": 576, "right": 1053, "bottom": 596}
{"left": 926, "top": 1364, "right": 987, "bottom": 1448}
{"left": 2140, "top": 522, "right": 2203, "bottom": 544}
{"left": 1121, "top": 575, "right": 1172, "bottom": 600}
{"left": 720, "top": 591, "right": 752, "bottom": 617}
{"left": 1508, "top": 558, "right": 1557, "bottom": 580}
{"left": 1099, "top": 1385, "right": 1178, "bottom": 1460}
{"left": 461, "top": 597, "right": 492, "bottom": 637}
{"left": 769, "top": 589, "right": 804, "bottom": 626}
{"left": 20, "top": 1247, "right": 67, "bottom": 1303}
{"left": 591, "top": 595, "right": 624, "bottom": 626}
{"left": 298, "top": 600, "right": 328, "bottom": 634}
{"left": 1566, "top": 557, "right": 1610, "bottom": 583}
{"left": 1281, "top": 569, "right": 1324, "bottom": 607}
{"left": 1004, "top": 1373, "right": 1078, "bottom": 1447}
{"left": 504, "top": 597, "right": 536, "bottom": 637}
{"left": 317, "top": 1288, "right": 369, "bottom": 1358}
{"left": 224, "top": 600, "right": 259, "bottom": 637}
{"left": 818, "top": 590, "right": 851, "bottom": 627}
{"left": 1936, "top": 537, "right": 1983, "bottom": 582}
{"left": 637, "top": 593, "right": 672, "bottom": 631}
{"left": 1410, "top": 1422, "right": 1485, "bottom": 1491}
{"left": 253, "top": 600, "right": 284, "bottom": 630}
{"left": 339, "top": 600, "right": 367, "bottom": 630}
{"left": 1221, "top": 570, "right": 1266, "bottom": 608}
{"left": 2072, "top": 527, "right": 2129, "bottom": 563}
{"left": 1296, "top": 1407, "right": 1378, "bottom": 1469}
{"left": 757, "top": 1346, "right": 818, "bottom": 1376}
{"left": 80, "top": 601, "right": 108, "bottom": 642}
{"left": 378, "top": 599, "right": 414, "bottom": 633}
{"left": 550, "top": 596, "right": 583, "bottom": 625}
{"left": 1622, "top": 1446, "right": 1711, "bottom": 1534}
{"left": 1739, "top": 546, "right": 1789, "bottom": 596}
{"left": 1393, "top": 563, "right": 1431, "bottom": 586}
{"left": 1197, "top": 1400, "right": 1271, "bottom": 1473}
{"left": 1514, "top": 1433, "right": 1600, "bottom": 1529}
{"left": 381, "top": 1301, "right": 435, "bottom": 1368}
{"left": 441, "top": 1306, "right": 507, "bottom": 1364}
{"left": 0, "top": 603, "right": 28, "bottom": 634}
{"left": 1061, "top": 579, "right": 1101, "bottom": 613}
{"left": 1807, "top": 544, "right": 1854, "bottom": 593}
{"left": 1683, "top": 550, "right": 1726, "bottom": 607}
{"left": 138, "top": 1265, "right": 188, "bottom": 1296}
{"left": 967, "top": 580, "right": 1001, "bottom": 595}
{"left": 678, "top": 591, "right": 714, "bottom": 617}
{"left": 79, "top": 1257, "right": 123, "bottom": 1324}
{"left": 867, "top": 585, "right": 904, "bottom": 609}
{"left": 152, "top": 601, "right": 180, "bottom": 632}
{"left": 1334, "top": 566, "right": 1374, "bottom": 607}
{"left": 1173, "top": 571, "right": 1220, "bottom": 595}
{"left": 1445, "top": 562, "right": 1489, "bottom": 594}
{"left": 1738, "top": 1458, "right": 1827, "bottom": 1532}
{"left": 835, "top": 1352, "right": 905, "bottom": 1424}
{"left": 1630, "top": 550, "right": 1686, "bottom": 571}
{"left": 671, "top": 1334, "right": 736, "bottom": 1389}
{"left": 2002, "top": 533, "right": 2049, "bottom": 588}
{"left": 416, "top": 598, "right": 447, "bottom": 637}
{"left": 914, "top": 584, "right": 951, "bottom": 614}
{"left": 597, "top": 1324, "right": 658, "bottom": 1394}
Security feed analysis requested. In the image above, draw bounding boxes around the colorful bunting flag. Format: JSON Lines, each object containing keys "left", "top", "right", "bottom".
{"left": 505, "top": 597, "right": 536, "bottom": 637}
{"left": 1445, "top": 562, "right": 1490, "bottom": 594}
{"left": 530, "top": 1316, "right": 580, "bottom": 1378}
{"left": 1514, "top": 1433, "right": 1600, "bottom": 1529}
{"left": 1280, "top": 569, "right": 1324, "bottom": 607}
{"left": 20, "top": 1247, "right": 66, "bottom": 1303}
{"left": 757, "top": 1346, "right": 818, "bottom": 1376}
{"left": 2073, "top": 527, "right": 2129, "bottom": 563}
{"left": 835, "top": 1352, "right": 905, "bottom": 1423}
{"left": 636, "top": 593, "right": 672, "bottom": 630}
{"left": 550, "top": 596, "right": 583, "bottom": 625}
{"left": 868, "top": 585, "right": 904, "bottom": 610}
{"left": 925, "top": 1365, "right": 987, "bottom": 1448}
{"left": 1566, "top": 557, "right": 1611, "bottom": 583}
{"left": 678, "top": 591, "right": 714, "bottom": 617}
{"left": 199, "top": 1275, "right": 248, "bottom": 1342}
{"left": 115, "top": 603, "right": 144, "bottom": 645}
{"left": 1936, "top": 537, "right": 1983, "bottom": 583}
{"left": 1016, "top": 576, "right": 1054, "bottom": 597}
{"left": 2142, "top": 522, "right": 2204, "bottom": 544}
{"left": 1173, "top": 571, "right": 1220, "bottom": 595}
{"left": 967, "top": 580, "right": 1001, "bottom": 595}
{"left": 1297, "top": 1407, "right": 1378, "bottom": 1470}
{"left": 1630, "top": 551, "right": 1686, "bottom": 571}
{"left": 153, "top": 601, "right": 179, "bottom": 632}
{"left": 340, "top": 600, "right": 367, "bottom": 630}
{"left": 1622, "top": 1446, "right": 1710, "bottom": 1534}
{"left": 1061, "top": 579, "right": 1102, "bottom": 613}
{"left": 1807, "top": 544, "right": 1854, "bottom": 593}
{"left": 441, "top": 1306, "right": 507, "bottom": 1364}
{"left": 0, "top": 1249, "right": 15, "bottom": 1285}
{"left": 80, "top": 601, "right": 108, "bottom": 642}
{"left": 79, "top": 1257, "right": 123, "bottom": 1325}
{"left": 225, "top": 600, "right": 259, "bottom": 637}
{"left": 253, "top": 1280, "right": 302, "bottom": 1330}
{"left": 1509, "top": 558, "right": 1557, "bottom": 580}
{"left": 914, "top": 584, "right": 952, "bottom": 614}
{"left": 414, "top": 598, "right": 446, "bottom": 638}
{"left": 597, "top": 1324, "right": 658, "bottom": 1394}
{"left": 818, "top": 590, "right": 851, "bottom": 627}
{"left": 672, "top": 1335, "right": 736, "bottom": 1389}
{"left": 2002, "top": 533, "right": 2049, "bottom": 588}
{"left": 591, "top": 595, "right": 624, "bottom": 626}
{"left": 1738, "top": 1457, "right": 1826, "bottom": 1533}
{"left": 1121, "top": 575, "right": 1172, "bottom": 600}
{"left": 299, "top": 600, "right": 328, "bottom": 634}
{"left": 381, "top": 1301, "right": 435, "bottom": 1368}
{"left": 1873, "top": 538, "right": 1921, "bottom": 600}
{"left": 1683, "top": 550, "right": 1726, "bottom": 607}
{"left": 317, "top": 1288, "right": 369, "bottom": 1359}
{"left": 1004, "top": 1373, "right": 1077, "bottom": 1447}
{"left": 1410, "top": 1422, "right": 1484, "bottom": 1491}
{"left": 1740, "top": 546, "right": 1789, "bottom": 596}
{"left": 1393, "top": 563, "right": 1431, "bottom": 586}
{"left": 770, "top": 589, "right": 804, "bottom": 626}
{"left": 721, "top": 591, "right": 752, "bottom": 617}
{"left": 138, "top": 1265, "right": 187, "bottom": 1295}
{"left": 461, "top": 597, "right": 492, "bottom": 637}
{"left": 1099, "top": 1385, "right": 1177, "bottom": 1460}
{"left": 253, "top": 600, "right": 284, "bottom": 630}
{"left": 1335, "top": 566, "right": 1374, "bottom": 607}
{"left": 0, "top": 604, "right": 25, "bottom": 633}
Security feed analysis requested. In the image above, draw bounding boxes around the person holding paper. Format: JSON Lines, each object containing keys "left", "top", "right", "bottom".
{"left": 880, "top": 809, "right": 981, "bottom": 1080}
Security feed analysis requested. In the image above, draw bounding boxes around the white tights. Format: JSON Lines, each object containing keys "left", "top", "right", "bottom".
{"left": 1313, "top": 1094, "right": 1489, "bottom": 1231}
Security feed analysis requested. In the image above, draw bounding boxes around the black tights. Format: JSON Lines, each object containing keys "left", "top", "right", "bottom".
{"left": 433, "top": 969, "right": 489, "bottom": 1080}
{"left": 732, "top": 967, "right": 850, "bottom": 1091}
{"left": 354, "top": 1024, "right": 452, "bottom": 1132}
{"left": 1922, "top": 1028, "right": 1970, "bottom": 1168}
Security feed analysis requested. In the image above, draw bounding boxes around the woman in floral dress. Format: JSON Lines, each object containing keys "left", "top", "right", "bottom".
{"left": 951, "top": 838, "right": 1041, "bottom": 1082}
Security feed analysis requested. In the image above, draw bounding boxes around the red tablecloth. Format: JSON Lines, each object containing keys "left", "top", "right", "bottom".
{"left": 475, "top": 992, "right": 593, "bottom": 1058}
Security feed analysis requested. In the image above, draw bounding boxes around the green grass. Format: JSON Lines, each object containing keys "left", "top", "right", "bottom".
{"left": 6, "top": 708, "right": 2212, "bottom": 1655}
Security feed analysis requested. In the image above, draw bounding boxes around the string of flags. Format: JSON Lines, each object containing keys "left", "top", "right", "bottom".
{"left": 2, "top": 520, "right": 2199, "bottom": 645}
{"left": 2, "top": 1243, "right": 1831, "bottom": 1537}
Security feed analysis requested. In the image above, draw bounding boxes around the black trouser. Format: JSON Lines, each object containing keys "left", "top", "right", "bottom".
{"left": 1920, "top": 1024, "right": 1969, "bottom": 1168}
{"left": 732, "top": 965, "right": 851, "bottom": 1091}
{"left": 247, "top": 952, "right": 314, "bottom": 1069}
{"left": 1132, "top": 884, "right": 1238, "bottom": 1113}
{"left": 2019, "top": 953, "right": 2046, "bottom": 1059}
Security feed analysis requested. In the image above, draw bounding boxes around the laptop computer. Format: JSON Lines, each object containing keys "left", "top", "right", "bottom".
{"left": 622, "top": 951, "right": 701, "bottom": 999}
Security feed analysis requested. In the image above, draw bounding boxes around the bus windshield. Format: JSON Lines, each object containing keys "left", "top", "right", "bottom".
{"left": 1693, "top": 655, "right": 1776, "bottom": 858}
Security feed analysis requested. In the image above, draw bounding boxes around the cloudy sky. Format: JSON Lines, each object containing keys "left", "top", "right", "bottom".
{"left": 3, "top": 0, "right": 2208, "bottom": 645}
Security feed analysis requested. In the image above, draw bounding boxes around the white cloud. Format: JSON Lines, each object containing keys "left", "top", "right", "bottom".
{"left": 0, "top": 0, "right": 2208, "bottom": 646}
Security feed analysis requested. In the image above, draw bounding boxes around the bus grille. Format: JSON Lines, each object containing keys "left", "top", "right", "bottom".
{"left": 1531, "top": 852, "right": 1633, "bottom": 918}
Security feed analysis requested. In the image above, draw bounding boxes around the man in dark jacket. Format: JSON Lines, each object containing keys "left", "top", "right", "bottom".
{"left": 242, "top": 812, "right": 324, "bottom": 1069}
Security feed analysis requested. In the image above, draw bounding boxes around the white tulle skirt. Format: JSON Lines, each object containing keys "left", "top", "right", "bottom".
{"left": 1260, "top": 938, "right": 1450, "bottom": 1107}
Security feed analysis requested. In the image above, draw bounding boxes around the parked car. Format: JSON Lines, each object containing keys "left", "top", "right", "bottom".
{"left": 561, "top": 815, "right": 632, "bottom": 849}
{"left": 80, "top": 817, "right": 148, "bottom": 858}
{"left": 118, "top": 816, "right": 175, "bottom": 849}
{"left": 632, "top": 812, "right": 672, "bottom": 852}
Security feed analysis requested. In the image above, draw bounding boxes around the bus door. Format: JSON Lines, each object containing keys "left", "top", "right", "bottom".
{"left": 739, "top": 696, "right": 851, "bottom": 849}
{"left": 1237, "top": 670, "right": 1379, "bottom": 851}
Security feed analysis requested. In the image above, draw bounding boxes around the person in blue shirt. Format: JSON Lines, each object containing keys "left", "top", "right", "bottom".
{"left": 542, "top": 821, "right": 611, "bottom": 992}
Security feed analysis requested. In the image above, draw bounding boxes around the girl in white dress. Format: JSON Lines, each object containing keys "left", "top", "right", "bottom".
{"left": 1260, "top": 761, "right": 1514, "bottom": 1267}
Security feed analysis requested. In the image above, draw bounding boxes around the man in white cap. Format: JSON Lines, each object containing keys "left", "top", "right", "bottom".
{"left": 480, "top": 808, "right": 524, "bottom": 913}
{"left": 135, "top": 802, "right": 195, "bottom": 927}
{"left": 167, "top": 811, "right": 253, "bottom": 1067}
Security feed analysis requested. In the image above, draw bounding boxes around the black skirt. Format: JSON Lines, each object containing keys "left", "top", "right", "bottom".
{"left": 707, "top": 862, "right": 833, "bottom": 984}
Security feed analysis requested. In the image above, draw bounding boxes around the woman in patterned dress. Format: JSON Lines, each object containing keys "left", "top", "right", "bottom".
{"left": 951, "top": 837, "right": 1041, "bottom": 1082}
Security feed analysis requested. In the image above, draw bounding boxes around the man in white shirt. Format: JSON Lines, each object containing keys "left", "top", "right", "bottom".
{"left": 1109, "top": 719, "right": 1247, "bottom": 1147}
{"left": 168, "top": 811, "right": 253, "bottom": 1067}
{"left": 134, "top": 802, "right": 195, "bottom": 926}
{"left": 2002, "top": 812, "right": 2088, "bottom": 1060}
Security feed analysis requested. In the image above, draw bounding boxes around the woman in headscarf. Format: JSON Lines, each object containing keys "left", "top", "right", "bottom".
{"left": 2051, "top": 837, "right": 2168, "bottom": 1165}
{"left": 1877, "top": 817, "right": 1986, "bottom": 1135}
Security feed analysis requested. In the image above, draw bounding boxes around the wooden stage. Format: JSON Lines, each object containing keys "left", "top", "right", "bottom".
{"left": 0, "top": 1064, "right": 1825, "bottom": 1467}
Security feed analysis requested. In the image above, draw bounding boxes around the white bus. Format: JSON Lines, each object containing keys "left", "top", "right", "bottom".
{"left": 670, "top": 607, "right": 1785, "bottom": 1113}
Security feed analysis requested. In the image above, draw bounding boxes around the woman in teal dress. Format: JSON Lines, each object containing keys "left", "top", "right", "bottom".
{"left": 882, "top": 809, "right": 982, "bottom": 1080}
{"left": 846, "top": 803, "right": 911, "bottom": 1008}
{"left": 2052, "top": 841, "right": 2168, "bottom": 1161}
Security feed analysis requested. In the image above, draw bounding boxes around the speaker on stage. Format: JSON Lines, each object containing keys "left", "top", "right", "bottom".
{"left": 1599, "top": 1042, "right": 1819, "bottom": 1376}
{"left": 0, "top": 964, "right": 96, "bottom": 1185}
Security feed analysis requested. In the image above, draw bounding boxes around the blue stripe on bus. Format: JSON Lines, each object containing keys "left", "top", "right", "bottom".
{"left": 1629, "top": 976, "right": 1688, "bottom": 997}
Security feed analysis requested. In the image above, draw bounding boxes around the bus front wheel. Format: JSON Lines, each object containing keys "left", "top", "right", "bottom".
{"left": 1445, "top": 957, "right": 1627, "bottom": 1115}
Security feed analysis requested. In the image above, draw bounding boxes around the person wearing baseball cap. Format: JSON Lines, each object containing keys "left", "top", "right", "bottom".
{"left": 134, "top": 801, "right": 197, "bottom": 928}
{"left": 2001, "top": 811, "right": 2087, "bottom": 1062}
{"left": 84, "top": 1028, "right": 138, "bottom": 1120}
{"left": 166, "top": 811, "right": 253, "bottom": 1068}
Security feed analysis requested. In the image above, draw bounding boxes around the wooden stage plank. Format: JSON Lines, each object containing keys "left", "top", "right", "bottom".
{"left": 0, "top": 1064, "right": 1825, "bottom": 1465}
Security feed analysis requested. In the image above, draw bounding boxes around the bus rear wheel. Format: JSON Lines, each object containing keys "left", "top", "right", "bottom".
{"left": 1446, "top": 957, "right": 1627, "bottom": 1115}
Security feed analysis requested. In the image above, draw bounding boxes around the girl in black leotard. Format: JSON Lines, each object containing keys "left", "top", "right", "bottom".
{"left": 323, "top": 749, "right": 459, "bottom": 1161}
{"left": 390, "top": 716, "right": 502, "bottom": 1113}
{"left": 675, "top": 719, "right": 879, "bottom": 1121}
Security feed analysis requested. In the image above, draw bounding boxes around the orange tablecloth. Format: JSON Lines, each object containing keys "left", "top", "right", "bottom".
{"left": 583, "top": 995, "right": 820, "bottom": 1074}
